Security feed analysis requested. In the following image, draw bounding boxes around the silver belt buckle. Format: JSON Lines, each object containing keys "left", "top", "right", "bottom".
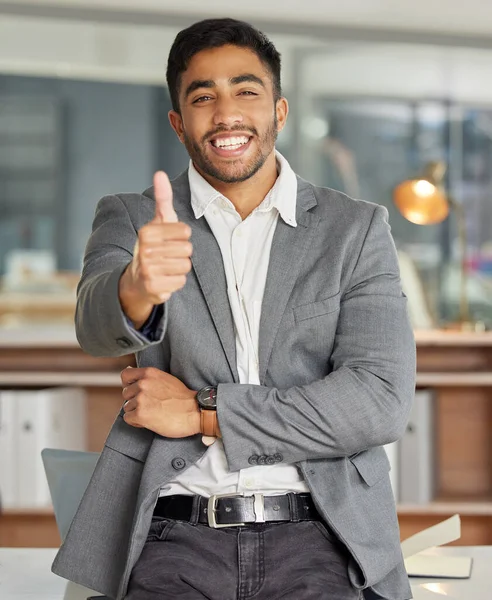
{"left": 207, "top": 493, "right": 266, "bottom": 528}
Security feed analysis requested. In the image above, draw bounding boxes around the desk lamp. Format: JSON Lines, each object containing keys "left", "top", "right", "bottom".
{"left": 393, "top": 161, "right": 482, "bottom": 331}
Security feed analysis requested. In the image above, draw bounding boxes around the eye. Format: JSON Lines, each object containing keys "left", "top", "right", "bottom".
{"left": 193, "top": 95, "right": 213, "bottom": 104}
{"left": 239, "top": 91, "right": 258, "bottom": 96}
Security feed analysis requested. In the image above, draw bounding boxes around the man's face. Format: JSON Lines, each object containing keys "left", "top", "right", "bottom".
{"left": 169, "top": 44, "right": 288, "bottom": 184}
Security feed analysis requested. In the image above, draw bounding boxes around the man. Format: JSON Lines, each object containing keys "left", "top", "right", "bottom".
{"left": 52, "top": 17, "right": 416, "bottom": 600}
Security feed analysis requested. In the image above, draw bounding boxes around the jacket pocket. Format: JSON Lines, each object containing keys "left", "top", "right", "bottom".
{"left": 104, "top": 413, "right": 154, "bottom": 462}
{"left": 293, "top": 291, "right": 341, "bottom": 323}
{"left": 349, "top": 447, "right": 390, "bottom": 487}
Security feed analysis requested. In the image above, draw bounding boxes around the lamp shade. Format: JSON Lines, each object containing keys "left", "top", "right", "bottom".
{"left": 393, "top": 178, "right": 449, "bottom": 225}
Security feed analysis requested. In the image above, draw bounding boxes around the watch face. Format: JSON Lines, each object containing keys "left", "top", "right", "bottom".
{"left": 197, "top": 386, "right": 217, "bottom": 409}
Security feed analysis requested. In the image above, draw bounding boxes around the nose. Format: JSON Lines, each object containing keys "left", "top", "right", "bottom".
{"left": 213, "top": 95, "right": 243, "bottom": 128}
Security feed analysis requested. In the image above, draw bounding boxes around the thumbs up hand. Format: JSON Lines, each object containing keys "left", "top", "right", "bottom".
{"left": 119, "top": 171, "right": 193, "bottom": 329}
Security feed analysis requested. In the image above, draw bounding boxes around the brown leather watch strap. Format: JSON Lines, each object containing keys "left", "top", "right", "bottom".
{"left": 200, "top": 409, "right": 218, "bottom": 437}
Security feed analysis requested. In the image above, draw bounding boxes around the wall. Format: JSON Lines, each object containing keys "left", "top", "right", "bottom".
{"left": 3, "top": 14, "right": 492, "bottom": 107}
{"left": 0, "top": 15, "right": 306, "bottom": 91}
{"left": 303, "top": 43, "right": 492, "bottom": 105}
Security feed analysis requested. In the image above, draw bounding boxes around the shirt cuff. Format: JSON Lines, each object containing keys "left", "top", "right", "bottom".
{"left": 125, "top": 304, "right": 164, "bottom": 342}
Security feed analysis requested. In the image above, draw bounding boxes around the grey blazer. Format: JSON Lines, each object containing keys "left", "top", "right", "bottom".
{"left": 52, "top": 171, "right": 416, "bottom": 600}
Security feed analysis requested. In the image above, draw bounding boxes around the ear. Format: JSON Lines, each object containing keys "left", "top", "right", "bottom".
{"left": 168, "top": 110, "right": 185, "bottom": 144}
{"left": 275, "top": 97, "right": 289, "bottom": 134}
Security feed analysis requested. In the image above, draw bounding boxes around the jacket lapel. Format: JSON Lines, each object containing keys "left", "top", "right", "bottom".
{"left": 171, "top": 172, "right": 239, "bottom": 383}
{"left": 258, "top": 177, "right": 319, "bottom": 383}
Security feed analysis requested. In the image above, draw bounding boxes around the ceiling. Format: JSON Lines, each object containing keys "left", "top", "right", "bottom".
{"left": 2, "top": 0, "right": 492, "bottom": 44}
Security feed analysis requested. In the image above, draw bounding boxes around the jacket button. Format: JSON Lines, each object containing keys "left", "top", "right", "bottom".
{"left": 257, "top": 455, "right": 267, "bottom": 465}
{"left": 273, "top": 453, "right": 283, "bottom": 463}
{"left": 171, "top": 457, "right": 186, "bottom": 470}
{"left": 116, "top": 337, "right": 132, "bottom": 348}
{"left": 265, "top": 456, "right": 275, "bottom": 465}
{"left": 248, "top": 455, "right": 259, "bottom": 466}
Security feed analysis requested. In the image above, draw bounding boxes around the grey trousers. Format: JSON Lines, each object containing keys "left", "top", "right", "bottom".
{"left": 125, "top": 516, "right": 362, "bottom": 600}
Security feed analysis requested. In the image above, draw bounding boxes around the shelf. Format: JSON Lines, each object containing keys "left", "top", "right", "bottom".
{"left": 4, "top": 504, "right": 492, "bottom": 519}
{"left": 1, "top": 508, "right": 54, "bottom": 517}
{"left": 0, "top": 372, "right": 482, "bottom": 387}
{"left": 0, "top": 326, "right": 78, "bottom": 347}
{"left": 0, "top": 293, "right": 75, "bottom": 309}
{"left": 398, "top": 501, "right": 492, "bottom": 516}
{"left": 415, "top": 330, "right": 492, "bottom": 347}
{"left": 417, "top": 373, "right": 492, "bottom": 386}
{"left": 0, "top": 371, "right": 122, "bottom": 387}
{"left": 11, "top": 371, "right": 491, "bottom": 388}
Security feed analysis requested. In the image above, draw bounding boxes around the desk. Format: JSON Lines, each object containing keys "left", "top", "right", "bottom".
{"left": 0, "top": 546, "right": 490, "bottom": 599}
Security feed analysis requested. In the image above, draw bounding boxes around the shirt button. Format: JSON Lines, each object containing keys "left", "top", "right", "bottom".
{"left": 244, "top": 478, "right": 255, "bottom": 488}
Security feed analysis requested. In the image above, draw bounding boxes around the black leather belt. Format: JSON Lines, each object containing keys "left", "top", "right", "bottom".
{"left": 153, "top": 493, "right": 321, "bottom": 529}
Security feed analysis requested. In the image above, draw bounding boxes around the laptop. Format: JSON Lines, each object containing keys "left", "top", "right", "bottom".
{"left": 41, "top": 447, "right": 100, "bottom": 543}
{"left": 41, "top": 448, "right": 107, "bottom": 600}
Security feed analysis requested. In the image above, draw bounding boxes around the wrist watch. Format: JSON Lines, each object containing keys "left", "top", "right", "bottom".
{"left": 196, "top": 386, "right": 218, "bottom": 437}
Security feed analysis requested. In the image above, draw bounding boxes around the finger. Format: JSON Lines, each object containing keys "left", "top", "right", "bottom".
{"left": 153, "top": 171, "right": 177, "bottom": 224}
{"left": 142, "top": 259, "right": 192, "bottom": 276}
{"left": 143, "top": 275, "right": 187, "bottom": 296}
{"left": 122, "top": 397, "right": 137, "bottom": 412}
{"left": 141, "top": 240, "right": 193, "bottom": 258}
{"left": 121, "top": 367, "right": 147, "bottom": 386}
{"left": 122, "top": 383, "right": 139, "bottom": 402}
{"left": 121, "top": 366, "right": 164, "bottom": 387}
{"left": 141, "top": 223, "right": 191, "bottom": 243}
{"left": 123, "top": 410, "right": 144, "bottom": 428}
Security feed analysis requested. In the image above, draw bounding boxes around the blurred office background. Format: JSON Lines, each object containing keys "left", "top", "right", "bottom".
{"left": 0, "top": 1, "right": 492, "bottom": 327}
{"left": 2, "top": 1, "right": 492, "bottom": 549}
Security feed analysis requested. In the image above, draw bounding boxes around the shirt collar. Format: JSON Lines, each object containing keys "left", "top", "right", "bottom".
{"left": 188, "top": 150, "right": 297, "bottom": 227}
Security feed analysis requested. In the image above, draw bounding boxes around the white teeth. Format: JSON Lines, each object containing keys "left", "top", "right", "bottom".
{"left": 213, "top": 136, "right": 249, "bottom": 148}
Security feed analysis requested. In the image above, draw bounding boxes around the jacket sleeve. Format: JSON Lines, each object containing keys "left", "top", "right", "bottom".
{"left": 75, "top": 194, "right": 167, "bottom": 357}
{"left": 217, "top": 205, "right": 416, "bottom": 471}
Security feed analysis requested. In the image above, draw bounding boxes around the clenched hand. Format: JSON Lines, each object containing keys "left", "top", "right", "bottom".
{"left": 121, "top": 367, "right": 201, "bottom": 438}
{"left": 119, "top": 171, "right": 193, "bottom": 328}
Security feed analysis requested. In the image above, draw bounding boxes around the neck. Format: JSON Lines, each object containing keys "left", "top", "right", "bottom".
{"left": 195, "top": 152, "right": 278, "bottom": 220}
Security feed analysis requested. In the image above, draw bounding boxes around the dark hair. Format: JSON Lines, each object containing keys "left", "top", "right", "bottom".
{"left": 166, "top": 18, "right": 282, "bottom": 112}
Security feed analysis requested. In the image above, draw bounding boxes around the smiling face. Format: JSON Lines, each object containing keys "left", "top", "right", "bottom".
{"left": 168, "top": 44, "right": 288, "bottom": 185}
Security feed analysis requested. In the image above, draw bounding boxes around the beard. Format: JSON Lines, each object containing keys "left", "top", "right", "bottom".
{"left": 182, "top": 114, "right": 278, "bottom": 184}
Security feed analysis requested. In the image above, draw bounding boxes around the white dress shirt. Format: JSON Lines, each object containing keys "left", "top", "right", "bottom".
{"left": 160, "top": 151, "right": 309, "bottom": 498}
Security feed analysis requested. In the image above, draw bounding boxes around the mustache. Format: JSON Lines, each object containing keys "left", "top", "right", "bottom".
{"left": 202, "top": 126, "right": 258, "bottom": 144}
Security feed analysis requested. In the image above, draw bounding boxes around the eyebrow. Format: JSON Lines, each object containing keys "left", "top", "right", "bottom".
{"left": 230, "top": 74, "right": 265, "bottom": 87}
{"left": 184, "top": 73, "right": 266, "bottom": 100}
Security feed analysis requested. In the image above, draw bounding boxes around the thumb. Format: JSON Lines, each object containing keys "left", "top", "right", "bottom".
{"left": 153, "top": 170, "right": 178, "bottom": 223}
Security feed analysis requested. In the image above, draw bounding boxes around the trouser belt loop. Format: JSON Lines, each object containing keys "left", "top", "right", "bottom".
{"left": 189, "top": 495, "right": 201, "bottom": 525}
{"left": 287, "top": 492, "right": 300, "bottom": 522}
